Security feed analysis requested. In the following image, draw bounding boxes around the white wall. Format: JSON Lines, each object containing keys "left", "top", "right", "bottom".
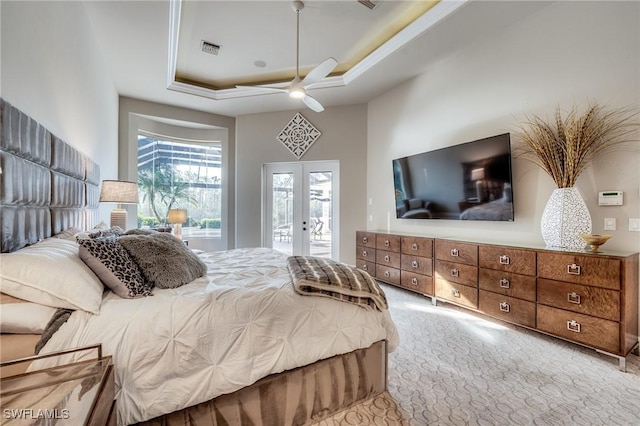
{"left": 236, "top": 104, "right": 368, "bottom": 264}
{"left": 1, "top": 1, "right": 118, "bottom": 202}
{"left": 367, "top": 1, "right": 640, "bottom": 254}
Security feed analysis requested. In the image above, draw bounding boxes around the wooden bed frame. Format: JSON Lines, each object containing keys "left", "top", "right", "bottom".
{"left": 0, "top": 99, "right": 388, "bottom": 425}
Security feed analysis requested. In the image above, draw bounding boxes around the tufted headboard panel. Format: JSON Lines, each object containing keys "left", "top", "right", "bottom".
{"left": 0, "top": 99, "right": 100, "bottom": 253}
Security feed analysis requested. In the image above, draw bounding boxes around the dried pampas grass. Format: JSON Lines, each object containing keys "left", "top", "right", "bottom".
{"left": 514, "top": 102, "right": 639, "bottom": 188}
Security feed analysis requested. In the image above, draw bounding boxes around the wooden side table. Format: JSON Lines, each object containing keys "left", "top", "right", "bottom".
{"left": 1, "top": 345, "right": 116, "bottom": 425}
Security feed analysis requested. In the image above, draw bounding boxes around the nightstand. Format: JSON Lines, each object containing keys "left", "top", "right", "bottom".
{"left": 0, "top": 345, "right": 116, "bottom": 426}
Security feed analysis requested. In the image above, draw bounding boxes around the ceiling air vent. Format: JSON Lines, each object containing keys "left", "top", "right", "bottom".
{"left": 357, "top": 0, "right": 380, "bottom": 10}
{"left": 201, "top": 41, "right": 220, "bottom": 55}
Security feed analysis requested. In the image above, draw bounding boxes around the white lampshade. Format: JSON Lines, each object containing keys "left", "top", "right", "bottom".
{"left": 470, "top": 168, "right": 485, "bottom": 181}
{"left": 99, "top": 180, "right": 139, "bottom": 229}
{"left": 167, "top": 209, "right": 187, "bottom": 224}
{"left": 99, "top": 180, "right": 139, "bottom": 204}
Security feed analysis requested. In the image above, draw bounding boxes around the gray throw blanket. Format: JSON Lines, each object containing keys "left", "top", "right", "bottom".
{"left": 35, "top": 308, "right": 73, "bottom": 354}
{"left": 287, "top": 256, "right": 388, "bottom": 312}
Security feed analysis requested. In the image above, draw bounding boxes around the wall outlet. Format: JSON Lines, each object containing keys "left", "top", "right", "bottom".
{"left": 604, "top": 218, "right": 616, "bottom": 231}
{"left": 629, "top": 218, "right": 640, "bottom": 232}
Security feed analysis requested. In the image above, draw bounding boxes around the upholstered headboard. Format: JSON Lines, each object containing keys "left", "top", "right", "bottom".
{"left": 0, "top": 99, "right": 100, "bottom": 253}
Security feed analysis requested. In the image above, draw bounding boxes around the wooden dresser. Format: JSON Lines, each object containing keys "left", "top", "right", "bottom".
{"left": 356, "top": 231, "right": 639, "bottom": 370}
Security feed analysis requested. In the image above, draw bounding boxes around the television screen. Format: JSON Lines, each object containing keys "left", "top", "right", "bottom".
{"left": 392, "top": 133, "right": 514, "bottom": 221}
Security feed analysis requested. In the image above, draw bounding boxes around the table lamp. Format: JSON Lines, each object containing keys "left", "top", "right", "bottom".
{"left": 168, "top": 209, "right": 187, "bottom": 240}
{"left": 99, "top": 180, "right": 139, "bottom": 230}
{"left": 470, "top": 168, "right": 485, "bottom": 201}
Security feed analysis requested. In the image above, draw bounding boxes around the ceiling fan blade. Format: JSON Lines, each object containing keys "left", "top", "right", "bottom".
{"left": 302, "top": 94, "right": 324, "bottom": 112}
{"left": 235, "top": 85, "right": 288, "bottom": 94}
{"left": 301, "top": 57, "right": 338, "bottom": 87}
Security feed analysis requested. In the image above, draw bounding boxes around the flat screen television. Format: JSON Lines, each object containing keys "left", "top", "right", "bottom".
{"left": 392, "top": 133, "right": 514, "bottom": 221}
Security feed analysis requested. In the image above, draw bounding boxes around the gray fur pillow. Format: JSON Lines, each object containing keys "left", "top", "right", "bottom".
{"left": 118, "top": 233, "right": 207, "bottom": 289}
{"left": 123, "top": 228, "right": 158, "bottom": 236}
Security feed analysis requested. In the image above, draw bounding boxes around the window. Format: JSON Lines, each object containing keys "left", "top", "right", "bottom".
{"left": 137, "top": 132, "right": 222, "bottom": 240}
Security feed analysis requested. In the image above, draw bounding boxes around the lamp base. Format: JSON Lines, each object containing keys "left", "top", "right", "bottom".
{"left": 110, "top": 209, "right": 127, "bottom": 230}
{"left": 173, "top": 223, "right": 182, "bottom": 240}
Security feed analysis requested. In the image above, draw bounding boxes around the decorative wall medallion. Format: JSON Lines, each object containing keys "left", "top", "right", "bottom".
{"left": 277, "top": 113, "right": 321, "bottom": 159}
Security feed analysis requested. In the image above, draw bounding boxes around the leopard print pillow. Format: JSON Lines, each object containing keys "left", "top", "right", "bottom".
{"left": 78, "top": 237, "right": 152, "bottom": 298}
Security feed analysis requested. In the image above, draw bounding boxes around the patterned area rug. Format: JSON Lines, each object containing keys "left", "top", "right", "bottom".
{"left": 315, "top": 284, "right": 640, "bottom": 425}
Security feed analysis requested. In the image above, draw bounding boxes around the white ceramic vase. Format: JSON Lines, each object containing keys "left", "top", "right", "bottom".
{"left": 540, "top": 187, "right": 592, "bottom": 250}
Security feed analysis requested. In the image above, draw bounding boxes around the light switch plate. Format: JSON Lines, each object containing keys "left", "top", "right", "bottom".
{"left": 629, "top": 218, "right": 640, "bottom": 232}
{"left": 604, "top": 218, "right": 616, "bottom": 231}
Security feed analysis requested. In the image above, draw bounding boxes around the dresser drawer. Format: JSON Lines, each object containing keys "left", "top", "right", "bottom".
{"left": 537, "top": 278, "right": 620, "bottom": 321}
{"left": 537, "top": 252, "right": 620, "bottom": 290}
{"left": 401, "top": 271, "right": 433, "bottom": 295}
{"left": 436, "top": 240, "right": 478, "bottom": 266}
{"left": 356, "top": 231, "right": 377, "bottom": 248}
{"left": 479, "top": 245, "right": 536, "bottom": 276}
{"left": 356, "top": 246, "right": 376, "bottom": 262}
{"left": 479, "top": 290, "right": 536, "bottom": 328}
{"left": 537, "top": 305, "right": 620, "bottom": 354}
{"left": 401, "top": 236, "right": 433, "bottom": 258}
{"left": 376, "top": 265, "right": 400, "bottom": 285}
{"left": 401, "top": 254, "right": 432, "bottom": 276}
{"left": 434, "top": 260, "right": 478, "bottom": 287}
{"left": 376, "top": 250, "right": 401, "bottom": 268}
{"left": 435, "top": 278, "right": 478, "bottom": 309}
{"left": 478, "top": 268, "right": 536, "bottom": 302}
{"left": 355, "top": 259, "right": 376, "bottom": 277}
{"left": 376, "top": 234, "right": 401, "bottom": 252}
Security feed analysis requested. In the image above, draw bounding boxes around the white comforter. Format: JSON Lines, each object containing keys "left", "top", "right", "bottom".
{"left": 37, "top": 248, "right": 399, "bottom": 425}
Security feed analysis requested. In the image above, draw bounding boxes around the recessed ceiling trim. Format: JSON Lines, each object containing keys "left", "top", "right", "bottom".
{"left": 342, "top": 0, "right": 469, "bottom": 86}
{"left": 166, "top": 0, "right": 182, "bottom": 91}
{"left": 166, "top": 0, "right": 469, "bottom": 102}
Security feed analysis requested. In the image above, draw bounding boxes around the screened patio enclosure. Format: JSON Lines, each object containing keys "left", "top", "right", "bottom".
{"left": 137, "top": 133, "right": 223, "bottom": 240}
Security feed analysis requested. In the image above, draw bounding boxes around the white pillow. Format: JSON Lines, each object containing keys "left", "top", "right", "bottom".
{"left": 0, "top": 301, "right": 58, "bottom": 334}
{"left": 0, "top": 238, "right": 104, "bottom": 314}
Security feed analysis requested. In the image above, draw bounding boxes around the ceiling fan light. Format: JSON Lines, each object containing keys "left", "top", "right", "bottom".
{"left": 289, "top": 88, "right": 306, "bottom": 99}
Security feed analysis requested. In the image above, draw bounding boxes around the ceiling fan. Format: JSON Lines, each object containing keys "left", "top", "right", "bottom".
{"left": 236, "top": 1, "right": 338, "bottom": 112}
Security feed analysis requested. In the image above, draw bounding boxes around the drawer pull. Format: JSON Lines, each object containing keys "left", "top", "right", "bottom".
{"left": 411, "top": 260, "right": 419, "bottom": 268}
{"left": 567, "top": 263, "right": 581, "bottom": 275}
{"left": 362, "top": 237, "right": 368, "bottom": 244}
{"left": 411, "top": 243, "right": 418, "bottom": 251}
{"left": 567, "top": 292, "right": 581, "bottom": 305}
{"left": 384, "top": 240, "right": 390, "bottom": 247}
{"left": 499, "top": 278, "right": 510, "bottom": 289}
{"left": 499, "top": 255, "right": 510, "bottom": 265}
{"left": 451, "top": 248, "right": 459, "bottom": 257}
{"left": 451, "top": 269, "right": 459, "bottom": 277}
{"left": 384, "top": 255, "right": 390, "bottom": 262}
{"left": 384, "top": 271, "right": 390, "bottom": 278}
{"left": 499, "top": 301, "right": 510, "bottom": 313}
{"left": 362, "top": 264, "right": 368, "bottom": 271}
{"left": 362, "top": 250, "right": 368, "bottom": 257}
{"left": 411, "top": 277, "right": 418, "bottom": 286}
{"left": 451, "top": 289, "right": 460, "bottom": 297}
{"left": 567, "top": 320, "right": 581, "bottom": 333}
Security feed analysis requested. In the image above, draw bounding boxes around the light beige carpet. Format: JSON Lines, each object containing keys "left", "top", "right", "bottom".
{"left": 315, "top": 284, "right": 640, "bottom": 425}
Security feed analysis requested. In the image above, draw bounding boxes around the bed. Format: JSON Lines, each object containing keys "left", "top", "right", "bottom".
{"left": 459, "top": 198, "right": 513, "bottom": 220}
{"left": 0, "top": 99, "right": 399, "bottom": 425}
{"left": 459, "top": 182, "right": 513, "bottom": 221}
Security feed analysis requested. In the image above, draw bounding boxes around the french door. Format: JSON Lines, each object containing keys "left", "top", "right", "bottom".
{"left": 264, "top": 161, "right": 339, "bottom": 260}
